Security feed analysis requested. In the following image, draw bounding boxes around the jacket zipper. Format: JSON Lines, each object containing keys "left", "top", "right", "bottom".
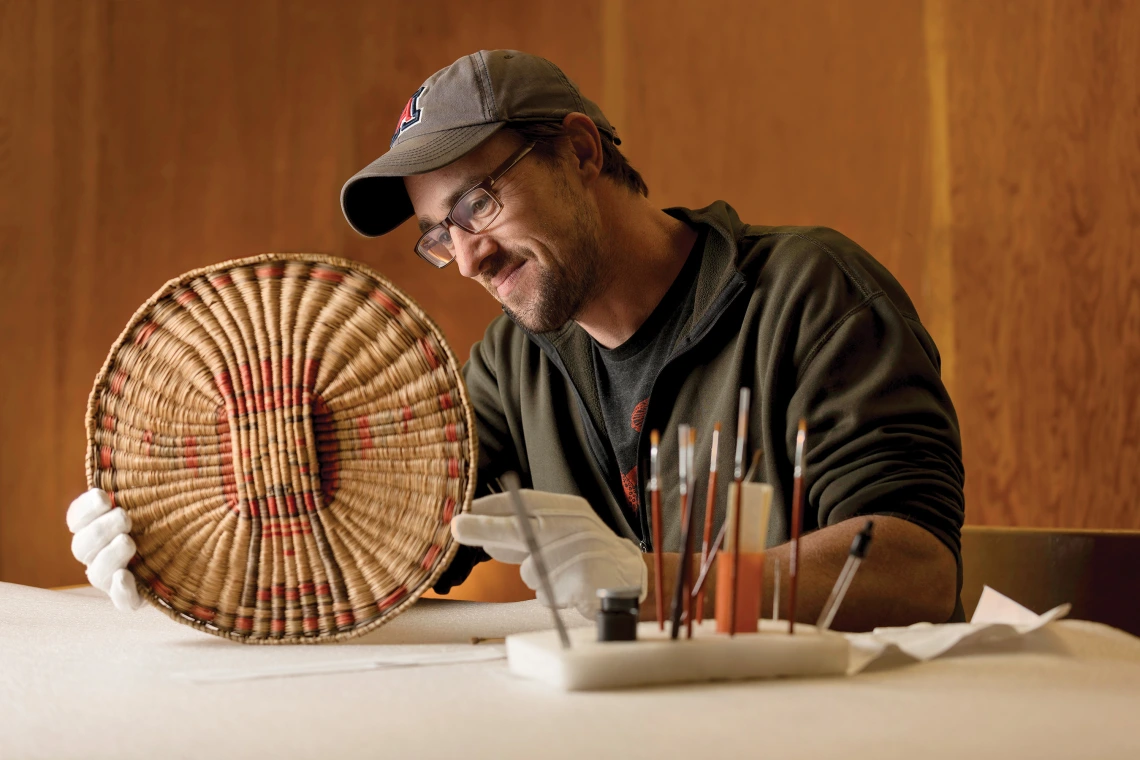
{"left": 636, "top": 273, "right": 748, "bottom": 551}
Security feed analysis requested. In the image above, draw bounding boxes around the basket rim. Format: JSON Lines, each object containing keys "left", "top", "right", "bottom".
{"left": 84, "top": 252, "right": 479, "bottom": 644}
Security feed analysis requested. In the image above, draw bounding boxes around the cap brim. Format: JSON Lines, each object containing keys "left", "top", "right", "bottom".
{"left": 341, "top": 122, "right": 506, "bottom": 237}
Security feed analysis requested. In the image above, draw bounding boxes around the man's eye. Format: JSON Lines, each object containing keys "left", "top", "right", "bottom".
{"left": 467, "top": 197, "right": 493, "bottom": 217}
{"left": 438, "top": 228, "right": 453, "bottom": 246}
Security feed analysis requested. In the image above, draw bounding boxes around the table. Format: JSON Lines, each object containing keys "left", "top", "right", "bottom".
{"left": 2, "top": 581, "right": 1139, "bottom": 759}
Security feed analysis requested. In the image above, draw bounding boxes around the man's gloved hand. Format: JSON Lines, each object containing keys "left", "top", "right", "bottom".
{"left": 450, "top": 489, "right": 646, "bottom": 619}
{"left": 66, "top": 488, "right": 143, "bottom": 611}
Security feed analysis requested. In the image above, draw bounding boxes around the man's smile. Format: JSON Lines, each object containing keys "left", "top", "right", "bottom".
{"left": 491, "top": 259, "right": 527, "bottom": 300}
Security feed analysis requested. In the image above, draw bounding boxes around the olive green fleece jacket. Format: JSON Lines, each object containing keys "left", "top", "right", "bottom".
{"left": 435, "top": 201, "right": 965, "bottom": 611}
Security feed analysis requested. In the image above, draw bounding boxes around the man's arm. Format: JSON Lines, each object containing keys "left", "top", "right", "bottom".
{"left": 641, "top": 516, "right": 956, "bottom": 631}
{"left": 435, "top": 321, "right": 520, "bottom": 594}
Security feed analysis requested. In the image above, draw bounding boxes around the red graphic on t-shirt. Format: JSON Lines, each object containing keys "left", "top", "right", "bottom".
{"left": 630, "top": 398, "right": 649, "bottom": 433}
{"left": 621, "top": 465, "right": 639, "bottom": 512}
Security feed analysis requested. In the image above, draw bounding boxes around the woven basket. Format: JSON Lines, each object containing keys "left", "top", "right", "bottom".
{"left": 85, "top": 254, "right": 477, "bottom": 643}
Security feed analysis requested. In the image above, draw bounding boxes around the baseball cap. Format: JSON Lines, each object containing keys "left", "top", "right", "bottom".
{"left": 341, "top": 49, "right": 617, "bottom": 237}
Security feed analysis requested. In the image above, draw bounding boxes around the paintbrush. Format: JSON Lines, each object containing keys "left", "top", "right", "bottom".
{"left": 728, "top": 388, "right": 751, "bottom": 636}
{"left": 695, "top": 423, "right": 721, "bottom": 624}
{"left": 669, "top": 425, "right": 694, "bottom": 639}
{"left": 788, "top": 418, "right": 807, "bottom": 635}
{"left": 685, "top": 426, "right": 698, "bottom": 638}
{"left": 649, "top": 429, "right": 665, "bottom": 630}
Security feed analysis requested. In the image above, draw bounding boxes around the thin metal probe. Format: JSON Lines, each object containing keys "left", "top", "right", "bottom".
{"left": 501, "top": 472, "right": 570, "bottom": 649}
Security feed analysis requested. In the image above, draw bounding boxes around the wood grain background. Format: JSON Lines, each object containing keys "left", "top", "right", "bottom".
{"left": 2, "top": 0, "right": 1137, "bottom": 597}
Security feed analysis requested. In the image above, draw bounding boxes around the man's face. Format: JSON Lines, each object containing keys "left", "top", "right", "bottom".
{"left": 404, "top": 133, "right": 604, "bottom": 333}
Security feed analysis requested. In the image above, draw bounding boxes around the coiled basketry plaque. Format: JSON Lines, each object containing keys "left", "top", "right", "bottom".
{"left": 85, "top": 254, "right": 477, "bottom": 643}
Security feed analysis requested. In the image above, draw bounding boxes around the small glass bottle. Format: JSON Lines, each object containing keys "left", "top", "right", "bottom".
{"left": 596, "top": 587, "right": 641, "bottom": 642}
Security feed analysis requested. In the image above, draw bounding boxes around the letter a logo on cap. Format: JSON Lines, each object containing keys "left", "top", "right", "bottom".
{"left": 391, "top": 87, "right": 426, "bottom": 147}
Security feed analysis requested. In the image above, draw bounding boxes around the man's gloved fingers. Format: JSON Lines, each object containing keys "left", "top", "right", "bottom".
{"left": 572, "top": 597, "right": 597, "bottom": 620}
{"left": 450, "top": 513, "right": 525, "bottom": 549}
{"left": 109, "top": 568, "right": 142, "bottom": 611}
{"left": 468, "top": 492, "right": 521, "bottom": 517}
{"left": 85, "top": 533, "right": 137, "bottom": 591}
{"left": 479, "top": 544, "right": 529, "bottom": 565}
{"left": 533, "top": 587, "right": 568, "bottom": 612}
{"left": 71, "top": 508, "right": 132, "bottom": 565}
{"left": 520, "top": 557, "right": 567, "bottom": 606}
{"left": 66, "top": 488, "right": 112, "bottom": 533}
{"left": 470, "top": 489, "right": 595, "bottom": 518}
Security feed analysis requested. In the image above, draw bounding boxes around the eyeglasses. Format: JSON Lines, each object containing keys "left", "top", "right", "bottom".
{"left": 413, "top": 142, "right": 536, "bottom": 268}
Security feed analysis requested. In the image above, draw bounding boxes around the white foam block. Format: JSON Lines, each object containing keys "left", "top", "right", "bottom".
{"left": 507, "top": 618, "right": 849, "bottom": 691}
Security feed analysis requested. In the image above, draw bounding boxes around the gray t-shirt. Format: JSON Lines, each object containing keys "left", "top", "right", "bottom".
{"left": 592, "top": 229, "right": 704, "bottom": 520}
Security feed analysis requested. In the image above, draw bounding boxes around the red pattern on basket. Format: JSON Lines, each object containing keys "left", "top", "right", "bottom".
{"left": 448, "top": 458, "right": 459, "bottom": 478}
{"left": 419, "top": 337, "right": 439, "bottom": 369}
{"left": 310, "top": 267, "right": 344, "bottom": 284}
{"left": 314, "top": 394, "right": 340, "bottom": 506}
{"left": 150, "top": 578, "right": 173, "bottom": 601}
{"left": 421, "top": 544, "right": 441, "bottom": 569}
{"left": 304, "top": 358, "right": 320, "bottom": 391}
{"left": 239, "top": 363, "right": 257, "bottom": 412}
{"left": 175, "top": 289, "right": 197, "bottom": 305}
{"left": 134, "top": 321, "right": 158, "bottom": 347}
{"left": 442, "top": 497, "right": 456, "bottom": 523}
{"left": 378, "top": 586, "right": 408, "bottom": 612}
{"left": 369, "top": 288, "right": 402, "bottom": 316}
{"left": 209, "top": 273, "right": 233, "bottom": 288}
{"left": 445, "top": 423, "right": 457, "bottom": 442}
{"left": 260, "top": 359, "right": 275, "bottom": 410}
{"left": 261, "top": 519, "right": 314, "bottom": 538}
{"left": 217, "top": 409, "right": 238, "bottom": 512}
{"left": 357, "top": 416, "right": 373, "bottom": 450}
{"left": 184, "top": 436, "right": 198, "bottom": 471}
{"left": 439, "top": 391, "right": 453, "bottom": 410}
{"left": 102, "top": 414, "right": 115, "bottom": 431}
{"left": 110, "top": 369, "right": 128, "bottom": 396}
{"left": 255, "top": 263, "right": 284, "bottom": 279}
{"left": 191, "top": 605, "right": 216, "bottom": 621}
{"left": 282, "top": 358, "right": 293, "bottom": 406}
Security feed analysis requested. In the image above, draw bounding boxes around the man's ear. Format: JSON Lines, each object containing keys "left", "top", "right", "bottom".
{"left": 561, "top": 112, "right": 603, "bottom": 185}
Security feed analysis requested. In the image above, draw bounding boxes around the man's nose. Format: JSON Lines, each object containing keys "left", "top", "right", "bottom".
{"left": 450, "top": 226, "right": 497, "bottom": 279}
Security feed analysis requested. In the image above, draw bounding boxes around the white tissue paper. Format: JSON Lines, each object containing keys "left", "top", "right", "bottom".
{"left": 844, "top": 585, "right": 1071, "bottom": 674}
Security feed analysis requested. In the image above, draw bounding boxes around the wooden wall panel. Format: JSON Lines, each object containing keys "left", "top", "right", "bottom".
{"left": 621, "top": 0, "right": 934, "bottom": 320}
{"left": 0, "top": 0, "right": 599, "bottom": 588}
{"left": 2, "top": 0, "right": 1138, "bottom": 592}
{"left": 946, "top": 0, "right": 1140, "bottom": 529}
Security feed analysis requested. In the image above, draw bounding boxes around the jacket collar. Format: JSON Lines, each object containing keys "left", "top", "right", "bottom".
{"left": 517, "top": 201, "right": 750, "bottom": 440}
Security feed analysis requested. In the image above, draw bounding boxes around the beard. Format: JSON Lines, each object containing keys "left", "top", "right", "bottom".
{"left": 498, "top": 192, "right": 604, "bottom": 334}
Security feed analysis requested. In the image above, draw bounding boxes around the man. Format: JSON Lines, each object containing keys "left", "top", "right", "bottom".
{"left": 69, "top": 50, "right": 963, "bottom": 630}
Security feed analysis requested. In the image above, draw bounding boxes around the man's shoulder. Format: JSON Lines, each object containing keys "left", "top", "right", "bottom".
{"left": 738, "top": 223, "right": 920, "bottom": 322}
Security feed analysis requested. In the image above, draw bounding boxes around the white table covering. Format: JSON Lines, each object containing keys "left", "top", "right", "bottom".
{"left": 2, "top": 581, "right": 1139, "bottom": 759}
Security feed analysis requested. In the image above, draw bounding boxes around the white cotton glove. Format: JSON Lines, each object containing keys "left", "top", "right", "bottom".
{"left": 451, "top": 489, "right": 647, "bottom": 619}
{"left": 66, "top": 488, "right": 142, "bottom": 611}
